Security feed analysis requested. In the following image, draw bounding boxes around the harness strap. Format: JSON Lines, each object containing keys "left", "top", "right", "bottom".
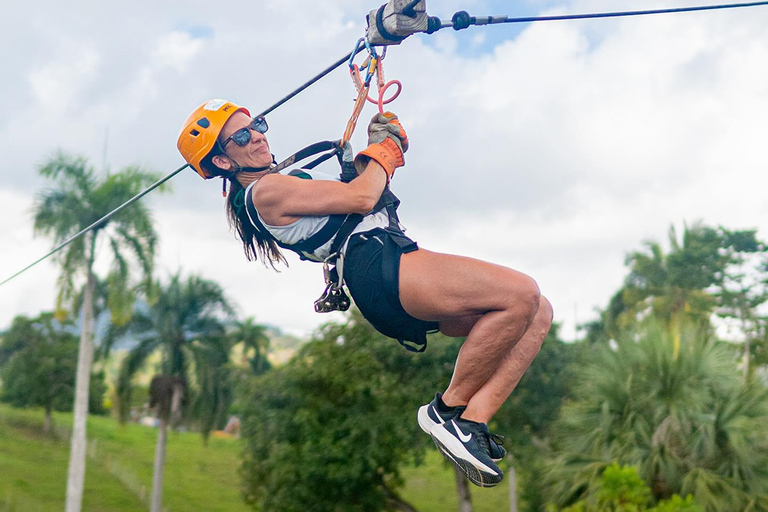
{"left": 371, "top": 229, "right": 427, "bottom": 353}
{"left": 329, "top": 214, "right": 364, "bottom": 256}
{"left": 244, "top": 140, "right": 405, "bottom": 262}
{"left": 270, "top": 140, "right": 340, "bottom": 174}
{"left": 245, "top": 190, "right": 348, "bottom": 260}
{"left": 302, "top": 150, "right": 337, "bottom": 171}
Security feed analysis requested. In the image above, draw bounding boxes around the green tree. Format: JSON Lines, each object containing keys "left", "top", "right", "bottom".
{"left": 0, "top": 313, "right": 106, "bottom": 431}
{"left": 32, "top": 153, "right": 162, "bottom": 512}
{"left": 239, "top": 308, "right": 462, "bottom": 512}
{"left": 230, "top": 316, "right": 271, "bottom": 376}
{"left": 714, "top": 230, "right": 768, "bottom": 380}
{"left": 549, "top": 464, "right": 703, "bottom": 512}
{"left": 114, "top": 272, "right": 234, "bottom": 512}
{"left": 604, "top": 223, "right": 763, "bottom": 341}
{"left": 543, "top": 321, "right": 768, "bottom": 511}
{"left": 492, "top": 324, "right": 579, "bottom": 512}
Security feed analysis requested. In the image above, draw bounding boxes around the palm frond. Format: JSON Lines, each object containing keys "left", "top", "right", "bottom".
{"left": 116, "top": 336, "right": 160, "bottom": 422}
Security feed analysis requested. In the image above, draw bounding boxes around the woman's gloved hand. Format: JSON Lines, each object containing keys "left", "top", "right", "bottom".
{"left": 354, "top": 112, "right": 408, "bottom": 180}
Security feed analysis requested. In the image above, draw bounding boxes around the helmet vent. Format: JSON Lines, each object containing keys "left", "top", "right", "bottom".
{"left": 197, "top": 118, "right": 211, "bottom": 128}
{"left": 190, "top": 129, "right": 200, "bottom": 136}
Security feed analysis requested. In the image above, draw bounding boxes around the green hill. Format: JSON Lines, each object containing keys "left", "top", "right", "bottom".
{"left": 0, "top": 404, "right": 511, "bottom": 512}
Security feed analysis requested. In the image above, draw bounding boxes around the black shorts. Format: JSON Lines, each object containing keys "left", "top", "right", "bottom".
{"left": 343, "top": 228, "right": 439, "bottom": 352}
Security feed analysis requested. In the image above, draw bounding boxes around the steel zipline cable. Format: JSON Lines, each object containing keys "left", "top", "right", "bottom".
{"left": 426, "top": 1, "right": 768, "bottom": 32}
{"left": 2, "top": 0, "right": 768, "bottom": 288}
{"left": 0, "top": 165, "right": 188, "bottom": 288}
{"left": 0, "top": 46, "right": 369, "bottom": 290}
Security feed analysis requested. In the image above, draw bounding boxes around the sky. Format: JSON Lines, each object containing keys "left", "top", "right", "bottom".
{"left": 1, "top": 0, "right": 767, "bottom": 341}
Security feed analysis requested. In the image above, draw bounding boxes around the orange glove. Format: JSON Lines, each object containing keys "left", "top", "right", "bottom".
{"left": 354, "top": 112, "right": 408, "bottom": 181}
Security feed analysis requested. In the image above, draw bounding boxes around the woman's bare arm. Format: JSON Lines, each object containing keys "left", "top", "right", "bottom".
{"left": 251, "top": 161, "right": 389, "bottom": 225}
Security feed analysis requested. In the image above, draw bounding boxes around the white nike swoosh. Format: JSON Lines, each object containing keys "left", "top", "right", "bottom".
{"left": 431, "top": 405, "right": 445, "bottom": 424}
{"left": 452, "top": 420, "right": 472, "bottom": 443}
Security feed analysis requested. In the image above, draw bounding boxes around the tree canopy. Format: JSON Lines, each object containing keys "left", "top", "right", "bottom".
{"left": 239, "top": 309, "right": 463, "bottom": 512}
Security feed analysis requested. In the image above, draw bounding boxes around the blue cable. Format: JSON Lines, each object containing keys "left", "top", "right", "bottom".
{"left": 436, "top": 1, "right": 768, "bottom": 31}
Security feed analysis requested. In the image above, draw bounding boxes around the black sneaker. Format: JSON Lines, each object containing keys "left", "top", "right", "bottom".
{"left": 488, "top": 432, "right": 506, "bottom": 462}
{"left": 417, "top": 392, "right": 466, "bottom": 435}
{"left": 430, "top": 418, "right": 504, "bottom": 487}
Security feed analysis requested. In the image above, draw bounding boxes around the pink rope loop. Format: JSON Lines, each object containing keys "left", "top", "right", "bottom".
{"left": 364, "top": 57, "right": 403, "bottom": 112}
{"left": 370, "top": 79, "right": 403, "bottom": 113}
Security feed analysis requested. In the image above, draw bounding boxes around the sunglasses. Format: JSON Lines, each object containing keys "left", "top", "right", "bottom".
{"left": 219, "top": 116, "right": 268, "bottom": 151}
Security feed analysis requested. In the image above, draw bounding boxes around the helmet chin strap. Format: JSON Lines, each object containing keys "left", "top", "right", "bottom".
{"left": 231, "top": 153, "right": 277, "bottom": 174}
{"left": 222, "top": 155, "right": 278, "bottom": 197}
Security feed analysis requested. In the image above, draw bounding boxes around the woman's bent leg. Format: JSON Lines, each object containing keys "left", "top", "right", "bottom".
{"left": 398, "top": 248, "right": 543, "bottom": 408}
{"left": 461, "top": 296, "right": 553, "bottom": 423}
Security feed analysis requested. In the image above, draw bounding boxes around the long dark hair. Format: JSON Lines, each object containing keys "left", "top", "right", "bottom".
{"left": 201, "top": 151, "right": 287, "bottom": 269}
{"left": 225, "top": 177, "right": 287, "bottom": 269}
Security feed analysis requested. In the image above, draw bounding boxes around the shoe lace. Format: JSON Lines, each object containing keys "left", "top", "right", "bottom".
{"left": 489, "top": 433, "right": 505, "bottom": 446}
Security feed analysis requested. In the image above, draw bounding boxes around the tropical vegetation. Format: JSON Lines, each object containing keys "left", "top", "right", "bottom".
{"left": 5, "top": 156, "right": 768, "bottom": 512}
{"left": 112, "top": 272, "right": 235, "bottom": 512}
{"left": 32, "top": 153, "right": 164, "bottom": 512}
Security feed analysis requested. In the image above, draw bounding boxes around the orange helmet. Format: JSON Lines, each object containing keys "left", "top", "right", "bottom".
{"left": 177, "top": 99, "right": 251, "bottom": 179}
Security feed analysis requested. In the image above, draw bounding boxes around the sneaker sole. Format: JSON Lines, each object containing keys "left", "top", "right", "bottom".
{"left": 431, "top": 436, "right": 503, "bottom": 488}
{"left": 429, "top": 425, "right": 503, "bottom": 488}
{"left": 417, "top": 405, "right": 439, "bottom": 435}
{"left": 419, "top": 406, "right": 504, "bottom": 462}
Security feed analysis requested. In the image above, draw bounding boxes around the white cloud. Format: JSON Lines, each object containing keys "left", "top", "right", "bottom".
{"left": 2, "top": 0, "right": 768, "bottom": 343}
{"left": 29, "top": 44, "right": 100, "bottom": 112}
{"left": 0, "top": 190, "right": 60, "bottom": 323}
{"left": 151, "top": 31, "right": 206, "bottom": 72}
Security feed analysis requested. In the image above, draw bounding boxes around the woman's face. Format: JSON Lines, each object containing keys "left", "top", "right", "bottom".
{"left": 218, "top": 111, "right": 273, "bottom": 169}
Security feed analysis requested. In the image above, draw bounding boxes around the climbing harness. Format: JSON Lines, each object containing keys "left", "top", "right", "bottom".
{"left": 240, "top": 136, "right": 404, "bottom": 314}
{"left": 251, "top": 123, "right": 405, "bottom": 314}
{"left": 241, "top": 34, "right": 407, "bottom": 313}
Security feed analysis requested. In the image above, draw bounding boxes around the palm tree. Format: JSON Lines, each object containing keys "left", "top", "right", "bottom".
{"left": 615, "top": 223, "right": 722, "bottom": 337}
{"left": 544, "top": 320, "right": 768, "bottom": 510}
{"left": 231, "top": 316, "right": 271, "bottom": 376}
{"left": 601, "top": 222, "right": 765, "bottom": 363}
{"left": 115, "top": 272, "right": 234, "bottom": 512}
{"left": 32, "top": 152, "right": 162, "bottom": 512}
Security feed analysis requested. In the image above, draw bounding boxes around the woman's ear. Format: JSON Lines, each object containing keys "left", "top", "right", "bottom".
{"left": 212, "top": 154, "right": 232, "bottom": 171}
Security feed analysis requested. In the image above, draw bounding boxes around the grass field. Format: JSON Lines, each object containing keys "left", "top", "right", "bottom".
{"left": 0, "top": 404, "right": 512, "bottom": 512}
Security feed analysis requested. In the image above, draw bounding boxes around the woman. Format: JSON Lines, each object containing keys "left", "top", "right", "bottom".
{"left": 178, "top": 99, "right": 553, "bottom": 487}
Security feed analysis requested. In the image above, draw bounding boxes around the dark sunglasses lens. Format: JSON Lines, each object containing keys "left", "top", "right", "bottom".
{"left": 231, "top": 127, "right": 251, "bottom": 147}
{"left": 251, "top": 117, "right": 268, "bottom": 134}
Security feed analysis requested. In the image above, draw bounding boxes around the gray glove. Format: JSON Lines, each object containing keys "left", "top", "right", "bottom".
{"left": 353, "top": 112, "right": 408, "bottom": 177}
{"left": 367, "top": 112, "right": 409, "bottom": 154}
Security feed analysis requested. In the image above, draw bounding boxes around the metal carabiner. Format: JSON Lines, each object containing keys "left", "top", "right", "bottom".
{"left": 363, "top": 56, "right": 378, "bottom": 87}
{"left": 322, "top": 254, "right": 336, "bottom": 286}
{"left": 363, "top": 37, "right": 378, "bottom": 60}
{"left": 348, "top": 38, "right": 366, "bottom": 71}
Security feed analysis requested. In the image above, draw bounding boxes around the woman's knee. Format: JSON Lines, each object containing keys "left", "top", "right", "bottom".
{"left": 499, "top": 272, "right": 541, "bottom": 323}
{"left": 538, "top": 295, "right": 554, "bottom": 326}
